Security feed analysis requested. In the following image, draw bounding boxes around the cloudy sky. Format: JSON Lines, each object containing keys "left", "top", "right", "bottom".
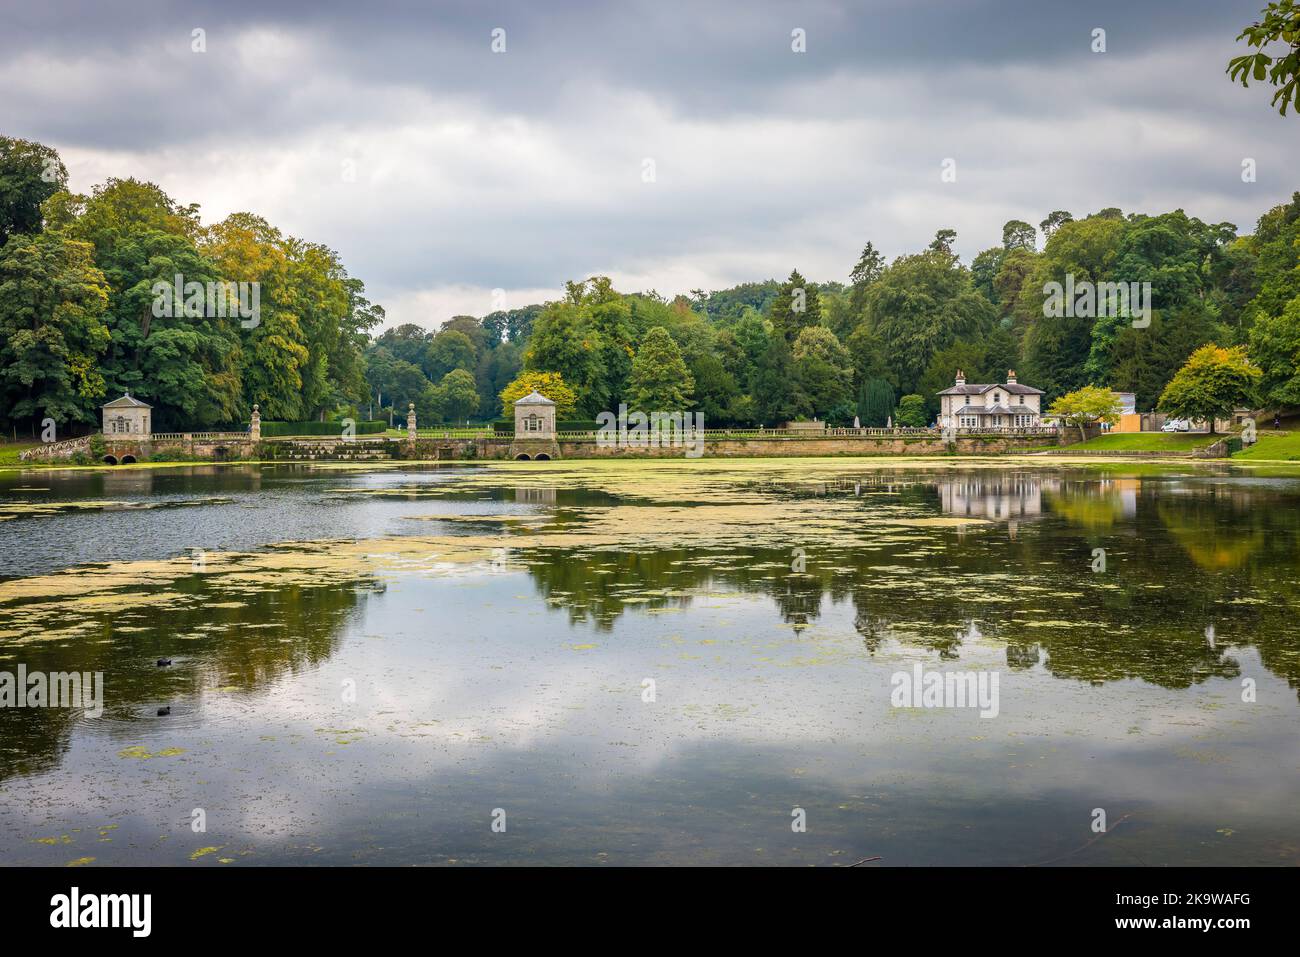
{"left": 3, "top": 0, "right": 1297, "bottom": 329}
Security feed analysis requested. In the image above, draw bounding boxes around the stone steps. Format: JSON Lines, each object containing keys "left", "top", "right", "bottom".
{"left": 277, "top": 438, "right": 395, "bottom": 461}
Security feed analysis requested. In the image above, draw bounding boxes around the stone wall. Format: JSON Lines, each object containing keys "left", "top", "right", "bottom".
{"left": 398, "top": 434, "right": 1056, "bottom": 460}
{"left": 1056, "top": 424, "right": 1103, "bottom": 446}
{"left": 102, "top": 436, "right": 256, "bottom": 463}
{"left": 562, "top": 435, "right": 1052, "bottom": 458}
{"left": 86, "top": 431, "right": 1059, "bottom": 464}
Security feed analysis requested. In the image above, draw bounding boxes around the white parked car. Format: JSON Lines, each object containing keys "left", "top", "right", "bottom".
{"left": 1161, "top": 419, "right": 1191, "bottom": 432}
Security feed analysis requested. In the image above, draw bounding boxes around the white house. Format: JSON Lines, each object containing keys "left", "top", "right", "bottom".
{"left": 936, "top": 371, "right": 1044, "bottom": 430}
{"left": 101, "top": 392, "right": 152, "bottom": 436}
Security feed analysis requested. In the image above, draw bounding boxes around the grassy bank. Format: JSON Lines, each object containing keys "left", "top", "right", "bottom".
{"left": 1065, "top": 432, "right": 1219, "bottom": 452}
{"left": 0, "top": 442, "right": 40, "bottom": 467}
{"left": 1233, "top": 431, "right": 1300, "bottom": 461}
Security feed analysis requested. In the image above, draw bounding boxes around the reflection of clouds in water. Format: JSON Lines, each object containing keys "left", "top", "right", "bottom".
{"left": 3, "top": 569, "right": 1297, "bottom": 864}
{"left": 4, "top": 463, "right": 1300, "bottom": 863}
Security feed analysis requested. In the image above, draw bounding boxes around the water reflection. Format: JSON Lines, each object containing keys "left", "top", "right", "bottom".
{"left": 516, "top": 471, "right": 1300, "bottom": 694}
{"left": 0, "top": 572, "right": 377, "bottom": 784}
{"left": 1, "top": 462, "right": 1298, "bottom": 865}
{"left": 938, "top": 472, "right": 1053, "bottom": 522}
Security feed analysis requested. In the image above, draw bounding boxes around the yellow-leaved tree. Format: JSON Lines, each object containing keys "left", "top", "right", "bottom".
{"left": 499, "top": 371, "right": 578, "bottom": 419}
{"left": 1048, "top": 384, "right": 1123, "bottom": 442}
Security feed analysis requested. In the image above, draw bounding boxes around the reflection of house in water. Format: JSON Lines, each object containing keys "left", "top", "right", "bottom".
{"left": 514, "top": 487, "right": 557, "bottom": 506}
{"left": 99, "top": 469, "right": 157, "bottom": 496}
{"left": 937, "top": 473, "right": 1055, "bottom": 522}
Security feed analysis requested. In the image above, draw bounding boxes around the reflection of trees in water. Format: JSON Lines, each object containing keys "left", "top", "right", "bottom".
{"left": 853, "top": 611, "right": 892, "bottom": 654}
{"left": 523, "top": 471, "right": 1300, "bottom": 696}
{"left": 0, "top": 575, "right": 373, "bottom": 783}
{"left": 1156, "top": 491, "right": 1262, "bottom": 572}
{"left": 524, "top": 545, "right": 834, "bottom": 632}
{"left": 1043, "top": 478, "right": 1136, "bottom": 529}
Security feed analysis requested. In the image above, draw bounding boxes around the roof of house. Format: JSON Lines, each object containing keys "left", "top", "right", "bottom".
{"left": 937, "top": 382, "right": 1045, "bottom": 396}
{"left": 513, "top": 390, "right": 555, "bottom": 407}
{"left": 953, "top": 404, "right": 1038, "bottom": 416}
{"left": 101, "top": 393, "right": 152, "bottom": 409}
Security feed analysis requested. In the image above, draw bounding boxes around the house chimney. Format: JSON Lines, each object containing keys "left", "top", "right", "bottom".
{"left": 955, "top": 370, "right": 965, "bottom": 387}
{"left": 1006, "top": 369, "right": 1017, "bottom": 385}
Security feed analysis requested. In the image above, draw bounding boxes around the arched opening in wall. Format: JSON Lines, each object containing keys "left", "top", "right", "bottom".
{"left": 534, "top": 453, "right": 551, "bottom": 461}
{"left": 120, "top": 455, "right": 137, "bottom": 464}
{"left": 102, "top": 455, "right": 118, "bottom": 465}
{"left": 514, "top": 453, "right": 531, "bottom": 461}
{"left": 213, "top": 446, "right": 229, "bottom": 461}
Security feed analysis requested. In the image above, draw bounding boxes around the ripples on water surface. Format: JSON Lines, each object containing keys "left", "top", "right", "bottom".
{"left": 1, "top": 460, "right": 1298, "bottom": 865}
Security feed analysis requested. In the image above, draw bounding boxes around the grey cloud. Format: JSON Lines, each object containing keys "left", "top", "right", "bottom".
{"left": 1, "top": 0, "right": 1295, "bottom": 324}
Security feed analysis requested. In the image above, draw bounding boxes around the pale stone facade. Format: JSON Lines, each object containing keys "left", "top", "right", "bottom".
{"left": 936, "top": 371, "right": 1043, "bottom": 429}
{"left": 101, "top": 393, "right": 152, "bottom": 436}
{"left": 513, "top": 390, "right": 556, "bottom": 438}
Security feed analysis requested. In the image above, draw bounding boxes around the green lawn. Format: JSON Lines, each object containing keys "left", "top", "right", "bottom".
{"left": 1233, "top": 431, "right": 1300, "bottom": 461}
{"left": 1067, "top": 432, "right": 1219, "bottom": 452}
{"left": 0, "top": 442, "right": 40, "bottom": 467}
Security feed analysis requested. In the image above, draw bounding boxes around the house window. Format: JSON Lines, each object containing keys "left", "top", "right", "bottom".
{"left": 525, "top": 414, "right": 541, "bottom": 432}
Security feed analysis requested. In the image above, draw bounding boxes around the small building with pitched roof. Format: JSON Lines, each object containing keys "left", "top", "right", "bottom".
{"left": 513, "top": 390, "right": 556, "bottom": 439}
{"left": 101, "top": 392, "right": 152, "bottom": 436}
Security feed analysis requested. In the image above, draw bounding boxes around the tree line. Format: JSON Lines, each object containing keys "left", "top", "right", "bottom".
{"left": 386, "top": 201, "right": 1298, "bottom": 432}
{"left": 4, "top": 135, "right": 1299, "bottom": 436}
{"left": 1, "top": 137, "right": 380, "bottom": 434}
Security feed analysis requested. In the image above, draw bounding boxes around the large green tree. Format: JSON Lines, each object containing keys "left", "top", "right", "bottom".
{"left": 525, "top": 300, "right": 600, "bottom": 414}
{"left": 1249, "top": 299, "right": 1300, "bottom": 406}
{"left": 769, "top": 269, "right": 822, "bottom": 344}
{"left": 792, "top": 326, "right": 852, "bottom": 417}
{"left": 862, "top": 249, "right": 994, "bottom": 394}
{"left": 856, "top": 377, "right": 896, "bottom": 427}
{"left": 0, "top": 137, "right": 67, "bottom": 245}
{"left": 0, "top": 231, "right": 110, "bottom": 432}
{"left": 1158, "top": 344, "right": 1262, "bottom": 433}
{"left": 424, "top": 329, "right": 477, "bottom": 381}
{"left": 627, "top": 326, "right": 694, "bottom": 411}
{"left": 432, "top": 368, "right": 480, "bottom": 423}
{"left": 753, "top": 336, "right": 808, "bottom": 424}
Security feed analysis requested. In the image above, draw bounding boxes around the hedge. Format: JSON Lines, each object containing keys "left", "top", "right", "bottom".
{"left": 260, "top": 420, "right": 387, "bottom": 437}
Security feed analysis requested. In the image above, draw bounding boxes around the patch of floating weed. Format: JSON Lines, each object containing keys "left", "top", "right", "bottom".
{"left": 117, "top": 745, "right": 186, "bottom": 760}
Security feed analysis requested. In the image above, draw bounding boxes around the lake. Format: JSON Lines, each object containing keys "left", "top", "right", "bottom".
{"left": 1, "top": 458, "right": 1297, "bottom": 866}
